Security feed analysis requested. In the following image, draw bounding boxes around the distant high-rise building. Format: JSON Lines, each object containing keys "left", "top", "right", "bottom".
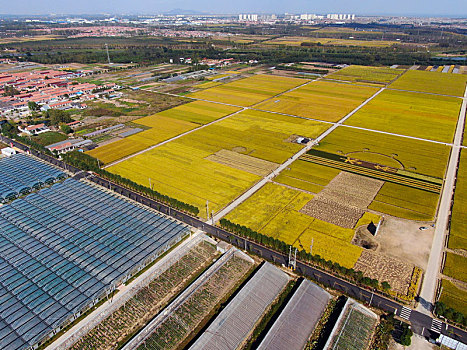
{"left": 238, "top": 14, "right": 258, "bottom": 21}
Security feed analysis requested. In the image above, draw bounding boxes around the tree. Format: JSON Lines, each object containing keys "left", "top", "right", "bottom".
{"left": 400, "top": 324, "right": 413, "bottom": 346}
{"left": 435, "top": 301, "right": 446, "bottom": 316}
{"left": 46, "top": 109, "right": 72, "bottom": 125}
{"left": 28, "top": 101, "right": 39, "bottom": 111}
{"left": 381, "top": 281, "right": 391, "bottom": 292}
{"left": 60, "top": 124, "right": 72, "bottom": 134}
{"left": 3, "top": 86, "right": 20, "bottom": 96}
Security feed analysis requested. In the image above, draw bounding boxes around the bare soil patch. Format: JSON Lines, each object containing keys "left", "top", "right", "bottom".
{"left": 206, "top": 149, "right": 279, "bottom": 176}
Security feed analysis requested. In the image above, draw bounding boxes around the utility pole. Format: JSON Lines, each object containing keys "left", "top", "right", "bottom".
{"left": 206, "top": 200, "right": 209, "bottom": 221}
{"left": 149, "top": 177, "right": 152, "bottom": 190}
{"left": 310, "top": 238, "right": 314, "bottom": 255}
{"left": 211, "top": 210, "right": 214, "bottom": 225}
{"left": 105, "top": 43, "right": 111, "bottom": 65}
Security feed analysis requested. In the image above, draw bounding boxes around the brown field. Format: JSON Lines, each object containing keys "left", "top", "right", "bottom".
{"left": 300, "top": 198, "right": 364, "bottom": 228}
{"left": 205, "top": 149, "right": 279, "bottom": 176}
{"left": 354, "top": 250, "right": 415, "bottom": 294}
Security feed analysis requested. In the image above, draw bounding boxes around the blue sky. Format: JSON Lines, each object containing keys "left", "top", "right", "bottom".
{"left": 1, "top": 0, "right": 466, "bottom": 16}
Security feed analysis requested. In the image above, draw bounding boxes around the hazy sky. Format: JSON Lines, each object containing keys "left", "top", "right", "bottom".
{"left": 1, "top": 0, "right": 466, "bottom": 17}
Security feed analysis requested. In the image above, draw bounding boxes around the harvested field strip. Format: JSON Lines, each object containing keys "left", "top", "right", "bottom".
{"left": 439, "top": 279, "right": 467, "bottom": 314}
{"left": 443, "top": 252, "right": 467, "bottom": 284}
{"left": 389, "top": 69, "right": 467, "bottom": 97}
{"left": 314, "top": 127, "right": 451, "bottom": 178}
{"left": 354, "top": 250, "right": 415, "bottom": 295}
{"left": 299, "top": 155, "right": 441, "bottom": 193}
{"left": 206, "top": 149, "right": 279, "bottom": 176}
{"left": 255, "top": 80, "right": 378, "bottom": 122}
{"left": 69, "top": 242, "right": 218, "bottom": 350}
{"left": 368, "top": 201, "right": 434, "bottom": 221}
{"left": 137, "top": 254, "right": 253, "bottom": 350}
{"left": 344, "top": 89, "right": 462, "bottom": 143}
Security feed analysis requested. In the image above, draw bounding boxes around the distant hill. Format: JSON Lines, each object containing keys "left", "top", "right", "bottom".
{"left": 164, "top": 9, "right": 207, "bottom": 15}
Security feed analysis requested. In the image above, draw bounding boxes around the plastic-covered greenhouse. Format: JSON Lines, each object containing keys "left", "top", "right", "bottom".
{"left": 0, "top": 178, "right": 189, "bottom": 349}
{"left": 0, "top": 154, "right": 66, "bottom": 202}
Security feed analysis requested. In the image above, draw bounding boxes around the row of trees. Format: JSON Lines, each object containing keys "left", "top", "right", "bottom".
{"left": 218, "top": 218, "right": 391, "bottom": 293}
{"left": 61, "top": 151, "right": 199, "bottom": 216}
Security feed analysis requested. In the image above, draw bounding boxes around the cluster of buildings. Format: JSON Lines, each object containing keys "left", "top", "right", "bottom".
{"left": 326, "top": 14, "right": 356, "bottom": 20}
{"left": 0, "top": 70, "right": 119, "bottom": 119}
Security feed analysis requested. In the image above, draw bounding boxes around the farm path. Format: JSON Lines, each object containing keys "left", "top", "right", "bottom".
{"left": 210, "top": 87, "right": 386, "bottom": 223}
{"left": 45, "top": 231, "right": 205, "bottom": 350}
{"left": 417, "top": 85, "right": 467, "bottom": 314}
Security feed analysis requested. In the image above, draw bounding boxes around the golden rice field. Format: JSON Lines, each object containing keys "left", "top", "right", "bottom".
{"left": 443, "top": 252, "right": 467, "bottom": 283}
{"left": 108, "top": 110, "right": 328, "bottom": 216}
{"left": 314, "top": 127, "right": 451, "bottom": 178}
{"left": 264, "top": 36, "right": 399, "bottom": 48}
{"left": 86, "top": 101, "right": 239, "bottom": 164}
{"left": 275, "top": 160, "right": 340, "bottom": 194}
{"left": 188, "top": 74, "right": 307, "bottom": 106}
{"left": 389, "top": 70, "right": 467, "bottom": 97}
{"left": 345, "top": 89, "right": 462, "bottom": 143}
{"left": 326, "top": 65, "right": 404, "bottom": 84}
{"left": 225, "top": 182, "right": 362, "bottom": 268}
{"left": 369, "top": 183, "right": 439, "bottom": 221}
{"left": 449, "top": 151, "right": 467, "bottom": 251}
{"left": 256, "top": 80, "right": 378, "bottom": 122}
{"left": 440, "top": 279, "right": 467, "bottom": 314}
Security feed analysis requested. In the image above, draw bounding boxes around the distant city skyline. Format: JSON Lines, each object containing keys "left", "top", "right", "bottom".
{"left": 1, "top": 0, "right": 466, "bottom": 17}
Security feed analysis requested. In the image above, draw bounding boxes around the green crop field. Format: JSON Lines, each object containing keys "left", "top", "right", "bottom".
{"left": 314, "top": 127, "right": 451, "bottom": 178}
{"left": 448, "top": 151, "right": 467, "bottom": 251}
{"left": 369, "top": 183, "right": 439, "bottom": 221}
{"left": 389, "top": 70, "right": 467, "bottom": 97}
{"left": 225, "top": 182, "right": 361, "bottom": 268}
{"left": 256, "top": 80, "right": 378, "bottom": 122}
{"left": 275, "top": 160, "right": 340, "bottom": 193}
{"left": 108, "top": 110, "right": 328, "bottom": 216}
{"left": 345, "top": 89, "right": 462, "bottom": 143}
{"left": 188, "top": 74, "right": 307, "bottom": 106}
{"left": 440, "top": 279, "right": 467, "bottom": 314}
{"left": 86, "top": 101, "right": 239, "bottom": 164}
{"left": 443, "top": 252, "right": 467, "bottom": 283}
{"left": 326, "top": 65, "right": 404, "bottom": 84}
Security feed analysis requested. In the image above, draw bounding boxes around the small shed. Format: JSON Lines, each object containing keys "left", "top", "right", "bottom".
{"left": 1, "top": 147, "right": 16, "bottom": 157}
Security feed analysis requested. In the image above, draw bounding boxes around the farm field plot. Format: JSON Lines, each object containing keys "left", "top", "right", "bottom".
{"left": 264, "top": 36, "right": 400, "bottom": 48}
{"left": 326, "top": 65, "right": 404, "bottom": 84}
{"left": 389, "top": 69, "right": 467, "bottom": 97}
{"left": 329, "top": 302, "right": 377, "bottom": 350}
{"left": 314, "top": 127, "right": 451, "bottom": 178}
{"left": 439, "top": 279, "right": 467, "bottom": 314}
{"left": 225, "top": 182, "right": 361, "bottom": 268}
{"left": 345, "top": 89, "right": 462, "bottom": 143}
{"left": 448, "top": 150, "right": 467, "bottom": 250}
{"left": 443, "top": 252, "right": 467, "bottom": 283}
{"left": 188, "top": 74, "right": 307, "bottom": 106}
{"left": 137, "top": 255, "right": 253, "bottom": 350}
{"left": 369, "top": 182, "right": 439, "bottom": 221}
{"left": 108, "top": 110, "right": 328, "bottom": 216}
{"left": 87, "top": 101, "right": 238, "bottom": 164}
{"left": 69, "top": 242, "right": 218, "bottom": 350}
{"left": 255, "top": 80, "right": 378, "bottom": 122}
{"left": 206, "top": 149, "right": 278, "bottom": 176}
{"left": 275, "top": 160, "right": 340, "bottom": 194}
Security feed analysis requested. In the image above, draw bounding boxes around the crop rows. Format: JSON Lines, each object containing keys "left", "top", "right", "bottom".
{"left": 331, "top": 306, "right": 376, "bottom": 350}
{"left": 137, "top": 256, "right": 252, "bottom": 350}
{"left": 69, "top": 242, "right": 218, "bottom": 350}
{"left": 206, "top": 149, "right": 278, "bottom": 176}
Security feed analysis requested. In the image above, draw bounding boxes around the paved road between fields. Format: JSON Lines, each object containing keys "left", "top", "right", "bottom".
{"left": 417, "top": 85, "right": 467, "bottom": 314}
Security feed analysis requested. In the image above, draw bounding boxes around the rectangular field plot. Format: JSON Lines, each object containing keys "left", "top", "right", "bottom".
{"left": 326, "top": 65, "right": 404, "bottom": 85}
{"left": 225, "top": 183, "right": 362, "bottom": 268}
{"left": 255, "top": 80, "right": 378, "bottom": 122}
{"left": 265, "top": 37, "right": 400, "bottom": 48}
{"left": 188, "top": 74, "right": 307, "bottom": 106}
{"left": 448, "top": 150, "right": 467, "bottom": 251}
{"left": 439, "top": 279, "right": 467, "bottom": 314}
{"left": 275, "top": 160, "right": 340, "bottom": 194}
{"left": 108, "top": 111, "right": 329, "bottom": 216}
{"left": 0, "top": 178, "right": 189, "bottom": 350}
{"left": 206, "top": 149, "right": 279, "bottom": 176}
{"left": 389, "top": 70, "right": 467, "bottom": 97}
{"left": 345, "top": 89, "right": 462, "bottom": 143}
{"left": 314, "top": 127, "right": 451, "bottom": 178}
{"left": 369, "top": 182, "right": 439, "bottom": 221}
{"left": 87, "top": 101, "right": 239, "bottom": 164}
{"left": 443, "top": 252, "right": 467, "bottom": 284}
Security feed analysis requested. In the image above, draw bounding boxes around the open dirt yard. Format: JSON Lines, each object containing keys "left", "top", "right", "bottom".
{"left": 390, "top": 335, "right": 436, "bottom": 350}
{"left": 376, "top": 216, "right": 434, "bottom": 270}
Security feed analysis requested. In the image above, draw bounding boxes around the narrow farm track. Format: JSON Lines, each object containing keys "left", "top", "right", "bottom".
{"left": 210, "top": 87, "right": 386, "bottom": 223}
{"left": 417, "top": 85, "right": 467, "bottom": 314}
